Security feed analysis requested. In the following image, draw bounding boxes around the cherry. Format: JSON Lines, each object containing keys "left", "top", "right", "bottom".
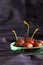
{"left": 25, "top": 38, "right": 34, "bottom": 44}
{"left": 33, "top": 42, "right": 42, "bottom": 47}
{"left": 12, "top": 30, "right": 25, "bottom": 46}
{"left": 23, "top": 42, "right": 33, "bottom": 48}
{"left": 16, "top": 38, "right": 25, "bottom": 46}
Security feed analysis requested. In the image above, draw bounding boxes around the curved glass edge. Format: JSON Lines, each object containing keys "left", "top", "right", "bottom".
{"left": 10, "top": 42, "right": 43, "bottom": 51}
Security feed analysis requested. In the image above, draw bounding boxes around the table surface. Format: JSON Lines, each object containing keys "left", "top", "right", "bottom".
{"left": 0, "top": 51, "right": 43, "bottom": 65}
{"left": 0, "top": 39, "right": 43, "bottom": 65}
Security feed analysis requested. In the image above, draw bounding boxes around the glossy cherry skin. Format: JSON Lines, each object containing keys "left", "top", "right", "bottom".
{"left": 23, "top": 42, "right": 33, "bottom": 48}
{"left": 35, "top": 40, "right": 43, "bottom": 43}
{"left": 25, "top": 38, "right": 34, "bottom": 44}
{"left": 16, "top": 38, "right": 25, "bottom": 46}
{"left": 33, "top": 43, "right": 42, "bottom": 47}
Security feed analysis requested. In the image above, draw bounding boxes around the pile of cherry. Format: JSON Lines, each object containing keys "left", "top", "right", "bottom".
{"left": 15, "top": 37, "right": 43, "bottom": 48}
{"left": 12, "top": 20, "right": 43, "bottom": 48}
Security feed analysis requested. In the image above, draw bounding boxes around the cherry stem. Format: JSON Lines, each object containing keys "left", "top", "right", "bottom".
{"left": 23, "top": 20, "right": 30, "bottom": 37}
{"left": 12, "top": 30, "right": 18, "bottom": 40}
{"left": 31, "top": 28, "right": 39, "bottom": 39}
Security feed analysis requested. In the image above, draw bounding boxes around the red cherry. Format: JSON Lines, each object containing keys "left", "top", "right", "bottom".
{"left": 35, "top": 40, "right": 43, "bottom": 44}
{"left": 33, "top": 43, "right": 42, "bottom": 47}
{"left": 16, "top": 38, "right": 25, "bottom": 46}
{"left": 25, "top": 38, "right": 34, "bottom": 44}
{"left": 23, "top": 42, "right": 33, "bottom": 48}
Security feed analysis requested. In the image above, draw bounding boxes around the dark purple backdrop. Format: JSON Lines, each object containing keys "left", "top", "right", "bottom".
{"left": 0, "top": 0, "right": 43, "bottom": 65}
{"left": 0, "top": 0, "right": 43, "bottom": 50}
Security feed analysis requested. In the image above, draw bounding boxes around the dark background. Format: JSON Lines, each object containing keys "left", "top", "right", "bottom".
{"left": 0, "top": 0, "right": 43, "bottom": 50}
{"left": 0, "top": 0, "right": 43, "bottom": 42}
{"left": 0, "top": 0, "right": 43, "bottom": 65}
